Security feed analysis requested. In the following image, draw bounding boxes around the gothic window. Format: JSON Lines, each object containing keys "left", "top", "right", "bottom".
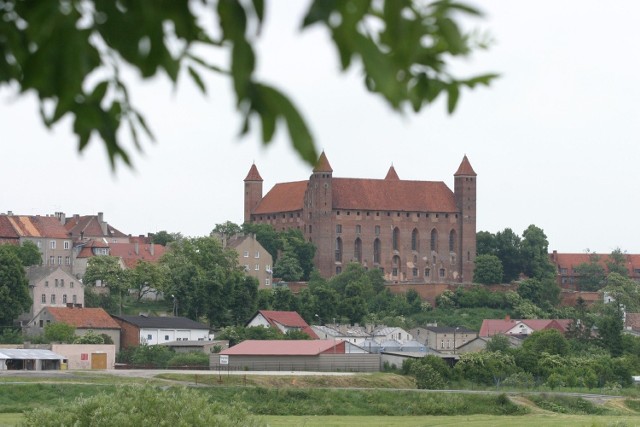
{"left": 430, "top": 229, "right": 438, "bottom": 251}
{"left": 354, "top": 238, "right": 362, "bottom": 262}
{"left": 373, "top": 239, "right": 381, "bottom": 264}
{"left": 335, "top": 238, "right": 343, "bottom": 262}
{"left": 392, "top": 255, "right": 400, "bottom": 277}
{"left": 449, "top": 229, "right": 457, "bottom": 252}
{"left": 375, "top": 225, "right": 380, "bottom": 236}
{"left": 411, "top": 228, "right": 419, "bottom": 251}
{"left": 393, "top": 227, "right": 400, "bottom": 251}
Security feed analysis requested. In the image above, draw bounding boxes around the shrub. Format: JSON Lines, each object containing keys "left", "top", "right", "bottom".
{"left": 167, "top": 352, "right": 209, "bottom": 367}
{"left": 412, "top": 364, "right": 445, "bottom": 390}
{"left": 502, "top": 372, "right": 535, "bottom": 389}
{"left": 23, "top": 386, "right": 265, "bottom": 427}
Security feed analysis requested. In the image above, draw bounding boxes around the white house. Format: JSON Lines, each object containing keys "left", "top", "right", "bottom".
{"left": 112, "top": 315, "right": 211, "bottom": 347}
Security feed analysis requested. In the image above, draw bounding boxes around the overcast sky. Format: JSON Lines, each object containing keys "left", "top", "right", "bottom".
{"left": 2, "top": 1, "right": 639, "bottom": 254}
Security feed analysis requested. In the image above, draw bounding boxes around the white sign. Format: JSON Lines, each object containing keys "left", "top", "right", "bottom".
{"left": 219, "top": 355, "right": 229, "bottom": 365}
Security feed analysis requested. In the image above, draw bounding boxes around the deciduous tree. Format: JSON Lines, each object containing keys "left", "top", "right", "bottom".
{"left": 0, "top": 246, "right": 32, "bottom": 326}
{"left": 473, "top": 254, "right": 504, "bottom": 284}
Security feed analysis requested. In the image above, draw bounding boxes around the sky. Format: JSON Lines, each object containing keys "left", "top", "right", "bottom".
{"left": 2, "top": 1, "right": 640, "bottom": 254}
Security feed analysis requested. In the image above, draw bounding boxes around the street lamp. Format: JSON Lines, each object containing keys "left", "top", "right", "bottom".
{"left": 314, "top": 314, "right": 322, "bottom": 325}
{"left": 171, "top": 294, "right": 178, "bottom": 317}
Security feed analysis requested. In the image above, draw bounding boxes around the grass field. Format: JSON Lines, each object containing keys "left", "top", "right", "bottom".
{"left": 1, "top": 371, "right": 639, "bottom": 426}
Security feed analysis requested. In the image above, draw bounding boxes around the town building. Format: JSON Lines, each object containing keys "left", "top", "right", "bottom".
{"left": 111, "top": 315, "right": 211, "bottom": 348}
{"left": 478, "top": 317, "right": 572, "bottom": 338}
{"left": 19, "top": 266, "right": 85, "bottom": 323}
{"left": 221, "top": 234, "right": 273, "bottom": 289}
{"left": 244, "top": 153, "right": 477, "bottom": 281}
{"left": 246, "top": 310, "right": 318, "bottom": 339}
{"left": 550, "top": 251, "right": 640, "bottom": 290}
{"left": 410, "top": 325, "right": 477, "bottom": 354}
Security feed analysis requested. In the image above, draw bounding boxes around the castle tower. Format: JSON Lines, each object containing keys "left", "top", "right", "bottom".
{"left": 454, "top": 155, "right": 477, "bottom": 282}
{"left": 244, "top": 163, "right": 263, "bottom": 223}
{"left": 306, "top": 151, "right": 334, "bottom": 275}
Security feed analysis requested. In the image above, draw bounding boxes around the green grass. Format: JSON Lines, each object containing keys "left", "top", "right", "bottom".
{"left": 528, "top": 394, "right": 614, "bottom": 415}
{"left": 0, "top": 384, "right": 114, "bottom": 413}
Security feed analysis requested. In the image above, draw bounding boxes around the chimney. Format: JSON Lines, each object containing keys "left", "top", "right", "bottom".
{"left": 505, "top": 314, "right": 511, "bottom": 321}
{"left": 8, "top": 210, "right": 13, "bottom": 215}
{"left": 150, "top": 243, "right": 155, "bottom": 256}
{"left": 55, "top": 212, "right": 66, "bottom": 224}
{"left": 552, "top": 250, "right": 558, "bottom": 262}
{"left": 98, "top": 212, "right": 107, "bottom": 235}
{"left": 135, "top": 241, "right": 139, "bottom": 255}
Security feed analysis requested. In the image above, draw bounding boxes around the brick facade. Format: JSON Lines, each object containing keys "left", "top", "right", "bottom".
{"left": 245, "top": 153, "right": 477, "bottom": 282}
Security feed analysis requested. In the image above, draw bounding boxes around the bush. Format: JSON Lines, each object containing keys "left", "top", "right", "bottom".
{"left": 412, "top": 364, "right": 445, "bottom": 390}
{"left": 23, "top": 386, "right": 265, "bottom": 427}
{"left": 167, "top": 352, "right": 209, "bottom": 367}
{"left": 117, "top": 344, "right": 175, "bottom": 368}
{"left": 502, "top": 372, "right": 535, "bottom": 389}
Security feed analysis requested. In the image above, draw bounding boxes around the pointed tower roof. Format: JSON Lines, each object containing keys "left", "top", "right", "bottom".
{"left": 244, "top": 163, "right": 263, "bottom": 181}
{"left": 384, "top": 165, "right": 400, "bottom": 180}
{"left": 313, "top": 151, "right": 333, "bottom": 173}
{"left": 454, "top": 155, "right": 477, "bottom": 176}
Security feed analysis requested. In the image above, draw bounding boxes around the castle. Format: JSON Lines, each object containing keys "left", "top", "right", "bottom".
{"left": 244, "top": 153, "right": 477, "bottom": 283}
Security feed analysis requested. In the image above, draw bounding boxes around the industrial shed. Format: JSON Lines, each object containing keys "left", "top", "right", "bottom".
{"left": 0, "top": 349, "right": 65, "bottom": 371}
{"left": 211, "top": 340, "right": 379, "bottom": 372}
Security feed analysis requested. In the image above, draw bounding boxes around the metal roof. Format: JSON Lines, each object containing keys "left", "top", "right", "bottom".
{"left": 0, "top": 349, "right": 65, "bottom": 360}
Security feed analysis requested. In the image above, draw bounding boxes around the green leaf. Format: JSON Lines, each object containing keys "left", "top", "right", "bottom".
{"left": 446, "top": 83, "right": 459, "bottom": 114}
{"left": 187, "top": 66, "right": 207, "bottom": 94}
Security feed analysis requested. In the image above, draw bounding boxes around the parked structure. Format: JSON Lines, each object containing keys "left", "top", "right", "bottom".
{"left": 244, "top": 153, "right": 477, "bottom": 281}
{"left": 211, "top": 339, "right": 377, "bottom": 372}
{"left": 0, "top": 349, "right": 65, "bottom": 371}
{"left": 112, "top": 315, "right": 210, "bottom": 348}
{"left": 246, "top": 310, "right": 318, "bottom": 339}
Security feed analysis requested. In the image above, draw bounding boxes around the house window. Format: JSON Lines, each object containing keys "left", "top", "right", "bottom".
{"left": 355, "top": 225, "right": 361, "bottom": 234}
{"left": 41, "top": 294, "right": 46, "bottom": 303}
{"left": 51, "top": 294, "right": 56, "bottom": 304}
{"left": 392, "top": 227, "right": 400, "bottom": 250}
{"left": 55, "top": 279, "right": 59, "bottom": 287}
{"left": 49, "top": 256, "right": 54, "bottom": 265}
{"left": 50, "top": 241, "right": 56, "bottom": 249}
{"left": 411, "top": 229, "right": 419, "bottom": 251}
{"left": 255, "top": 251, "right": 260, "bottom": 258}
{"left": 425, "top": 268, "right": 430, "bottom": 277}
{"left": 70, "top": 282, "right": 74, "bottom": 288}
{"left": 336, "top": 224, "right": 342, "bottom": 234}
{"left": 147, "top": 334, "right": 152, "bottom": 340}
{"left": 63, "top": 294, "right": 67, "bottom": 304}
{"left": 244, "top": 265, "right": 249, "bottom": 271}
{"left": 72, "top": 295, "right": 77, "bottom": 304}
{"left": 412, "top": 268, "right": 418, "bottom": 277}
{"left": 449, "top": 230, "right": 457, "bottom": 252}
{"left": 373, "top": 239, "right": 381, "bottom": 264}
{"left": 37, "top": 240, "right": 42, "bottom": 248}
{"left": 441, "top": 340, "right": 444, "bottom": 349}
{"left": 165, "top": 335, "right": 169, "bottom": 341}
{"left": 336, "top": 266, "right": 342, "bottom": 274}
{"left": 61, "top": 279, "right": 64, "bottom": 287}
{"left": 439, "top": 268, "right": 446, "bottom": 278}
{"left": 39, "top": 320, "right": 44, "bottom": 327}
{"left": 45, "top": 281, "right": 49, "bottom": 288}
{"left": 65, "top": 256, "right": 71, "bottom": 265}
{"left": 57, "top": 256, "right": 62, "bottom": 265}
{"left": 265, "top": 278, "right": 270, "bottom": 286}
{"left": 64, "top": 241, "right": 70, "bottom": 249}
{"left": 430, "top": 229, "right": 438, "bottom": 251}
{"left": 255, "top": 264, "right": 260, "bottom": 271}
{"left": 354, "top": 238, "right": 362, "bottom": 262}
{"left": 243, "top": 251, "right": 249, "bottom": 258}
{"left": 265, "top": 265, "right": 271, "bottom": 272}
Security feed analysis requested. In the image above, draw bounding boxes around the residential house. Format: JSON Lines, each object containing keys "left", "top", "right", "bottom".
{"left": 410, "top": 326, "right": 477, "bottom": 354}
{"left": 211, "top": 339, "right": 377, "bottom": 371}
{"left": 222, "top": 234, "right": 273, "bottom": 289}
{"left": 478, "top": 317, "right": 572, "bottom": 338}
{"left": 18, "top": 266, "right": 84, "bottom": 324}
{"left": 62, "top": 212, "right": 129, "bottom": 244}
{"left": 0, "top": 213, "right": 72, "bottom": 268}
{"left": 311, "top": 324, "right": 370, "bottom": 346}
{"left": 111, "top": 315, "right": 211, "bottom": 348}
{"left": 550, "top": 250, "right": 640, "bottom": 290}
{"left": 455, "top": 335, "right": 523, "bottom": 354}
{"left": 246, "top": 310, "right": 318, "bottom": 339}
{"left": 371, "top": 326, "right": 412, "bottom": 344}
{"left": 25, "top": 307, "right": 121, "bottom": 350}
{"left": 244, "top": 153, "right": 477, "bottom": 281}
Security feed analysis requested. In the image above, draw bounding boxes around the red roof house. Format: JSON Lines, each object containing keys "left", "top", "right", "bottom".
{"left": 246, "top": 310, "right": 319, "bottom": 339}
{"left": 479, "top": 318, "right": 572, "bottom": 337}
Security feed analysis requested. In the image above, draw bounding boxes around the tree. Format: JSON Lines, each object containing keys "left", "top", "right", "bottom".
{"left": 83, "top": 256, "right": 131, "bottom": 314}
{"left": 129, "top": 260, "right": 169, "bottom": 302}
{"left": 73, "top": 330, "right": 105, "bottom": 344}
{"left": 0, "top": 246, "right": 31, "bottom": 326}
{"left": 573, "top": 252, "right": 606, "bottom": 291}
{"left": 476, "top": 231, "right": 497, "bottom": 256}
{"left": 242, "top": 223, "right": 282, "bottom": 262}
{"left": 272, "top": 252, "right": 304, "bottom": 282}
{"left": 516, "top": 277, "right": 560, "bottom": 309}
{"left": 0, "top": 1, "right": 495, "bottom": 168}
{"left": 486, "top": 334, "right": 511, "bottom": 353}
{"left": 150, "top": 231, "right": 182, "bottom": 246}
{"left": 473, "top": 254, "right": 504, "bottom": 284}
{"left": 0, "top": 241, "right": 41, "bottom": 266}
{"left": 522, "top": 329, "right": 569, "bottom": 356}
{"left": 212, "top": 221, "right": 242, "bottom": 239}
{"left": 606, "top": 248, "right": 628, "bottom": 277}
{"left": 520, "top": 225, "right": 555, "bottom": 280}
{"left": 494, "top": 228, "right": 522, "bottom": 282}
{"left": 44, "top": 323, "right": 76, "bottom": 343}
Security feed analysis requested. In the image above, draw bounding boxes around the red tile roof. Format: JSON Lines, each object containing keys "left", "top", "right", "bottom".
{"left": 244, "top": 163, "right": 263, "bottom": 181}
{"left": 254, "top": 178, "right": 456, "bottom": 214}
{"left": 64, "top": 215, "right": 127, "bottom": 239}
{"left": 551, "top": 252, "right": 640, "bottom": 275}
{"left": 221, "top": 340, "right": 342, "bottom": 356}
{"left": 384, "top": 166, "right": 400, "bottom": 180}
{"left": 46, "top": 307, "right": 120, "bottom": 329}
{"left": 253, "top": 181, "right": 307, "bottom": 214}
{"left": 454, "top": 155, "right": 477, "bottom": 176}
{"left": 109, "top": 242, "right": 166, "bottom": 269}
{"left": 257, "top": 310, "right": 319, "bottom": 339}
{"left": 313, "top": 151, "right": 333, "bottom": 173}
{"left": 479, "top": 318, "right": 571, "bottom": 337}
{"left": 0, "top": 216, "right": 19, "bottom": 239}
{"left": 4, "top": 216, "right": 68, "bottom": 238}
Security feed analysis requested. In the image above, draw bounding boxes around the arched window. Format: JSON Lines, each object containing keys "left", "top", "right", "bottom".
{"left": 449, "top": 229, "right": 457, "bottom": 252}
{"left": 373, "top": 238, "right": 381, "bottom": 264}
{"left": 392, "top": 255, "right": 400, "bottom": 277}
{"left": 411, "top": 228, "right": 419, "bottom": 251}
{"left": 335, "top": 237, "right": 343, "bottom": 262}
{"left": 393, "top": 227, "right": 400, "bottom": 250}
{"left": 430, "top": 229, "right": 438, "bottom": 251}
{"left": 354, "top": 238, "right": 362, "bottom": 262}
